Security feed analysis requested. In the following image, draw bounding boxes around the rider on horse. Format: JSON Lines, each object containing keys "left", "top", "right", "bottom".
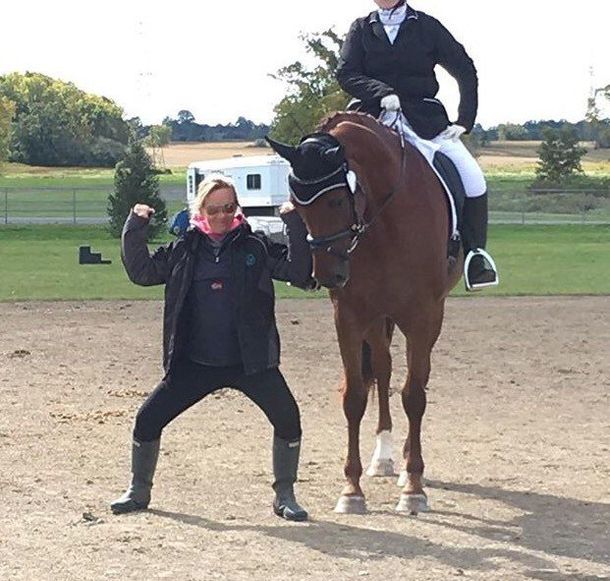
{"left": 336, "top": 0, "right": 499, "bottom": 291}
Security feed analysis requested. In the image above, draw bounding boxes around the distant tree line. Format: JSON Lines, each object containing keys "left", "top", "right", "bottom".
{"left": 0, "top": 73, "right": 270, "bottom": 168}
{"left": 129, "top": 111, "right": 270, "bottom": 143}
{"left": 478, "top": 119, "right": 610, "bottom": 146}
{"left": 2, "top": 62, "right": 609, "bottom": 171}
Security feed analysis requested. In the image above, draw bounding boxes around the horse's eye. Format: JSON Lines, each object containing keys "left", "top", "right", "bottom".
{"left": 328, "top": 198, "right": 344, "bottom": 209}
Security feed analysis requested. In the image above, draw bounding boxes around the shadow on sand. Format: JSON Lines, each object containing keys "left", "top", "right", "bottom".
{"left": 147, "top": 479, "right": 610, "bottom": 577}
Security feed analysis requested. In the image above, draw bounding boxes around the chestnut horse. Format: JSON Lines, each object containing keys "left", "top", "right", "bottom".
{"left": 268, "top": 112, "right": 462, "bottom": 514}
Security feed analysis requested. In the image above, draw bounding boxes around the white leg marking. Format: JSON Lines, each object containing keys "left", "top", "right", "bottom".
{"left": 366, "top": 430, "right": 396, "bottom": 477}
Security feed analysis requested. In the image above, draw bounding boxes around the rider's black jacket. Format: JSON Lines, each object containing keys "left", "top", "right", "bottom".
{"left": 336, "top": 7, "right": 478, "bottom": 139}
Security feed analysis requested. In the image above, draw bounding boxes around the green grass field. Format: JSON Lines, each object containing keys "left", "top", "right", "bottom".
{"left": 2, "top": 165, "right": 610, "bottom": 223}
{"left": 0, "top": 226, "right": 312, "bottom": 301}
{"left": 0, "top": 224, "right": 608, "bottom": 301}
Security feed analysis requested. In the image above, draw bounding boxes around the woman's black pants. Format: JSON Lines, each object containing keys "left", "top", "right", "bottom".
{"left": 133, "top": 359, "right": 302, "bottom": 443}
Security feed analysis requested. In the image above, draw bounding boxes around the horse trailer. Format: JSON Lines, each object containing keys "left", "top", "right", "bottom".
{"left": 186, "top": 155, "right": 291, "bottom": 242}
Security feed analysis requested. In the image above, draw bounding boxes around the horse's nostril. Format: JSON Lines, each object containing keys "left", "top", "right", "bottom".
{"left": 334, "top": 274, "right": 347, "bottom": 288}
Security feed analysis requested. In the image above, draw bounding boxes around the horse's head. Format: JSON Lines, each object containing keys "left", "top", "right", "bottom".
{"left": 267, "top": 133, "right": 362, "bottom": 289}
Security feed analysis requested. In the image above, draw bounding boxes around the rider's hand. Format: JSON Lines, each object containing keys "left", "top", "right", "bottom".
{"left": 133, "top": 204, "right": 155, "bottom": 219}
{"left": 380, "top": 94, "right": 401, "bottom": 112}
{"left": 439, "top": 124, "right": 467, "bottom": 142}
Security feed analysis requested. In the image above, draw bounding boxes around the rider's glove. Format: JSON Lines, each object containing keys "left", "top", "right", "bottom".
{"left": 380, "top": 94, "right": 401, "bottom": 112}
{"left": 438, "top": 124, "right": 467, "bottom": 142}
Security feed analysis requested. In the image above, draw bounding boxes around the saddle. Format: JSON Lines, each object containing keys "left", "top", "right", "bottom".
{"left": 432, "top": 152, "right": 465, "bottom": 259}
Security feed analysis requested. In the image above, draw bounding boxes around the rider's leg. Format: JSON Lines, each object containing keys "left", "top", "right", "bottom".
{"left": 432, "top": 137, "right": 499, "bottom": 290}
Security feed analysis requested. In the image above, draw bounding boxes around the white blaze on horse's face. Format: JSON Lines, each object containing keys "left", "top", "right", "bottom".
{"left": 346, "top": 170, "right": 357, "bottom": 194}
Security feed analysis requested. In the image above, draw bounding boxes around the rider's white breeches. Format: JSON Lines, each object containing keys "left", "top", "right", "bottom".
{"left": 380, "top": 111, "right": 487, "bottom": 199}
{"left": 431, "top": 136, "right": 487, "bottom": 198}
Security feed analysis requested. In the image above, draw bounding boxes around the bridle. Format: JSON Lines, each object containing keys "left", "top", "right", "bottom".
{"left": 289, "top": 129, "right": 406, "bottom": 262}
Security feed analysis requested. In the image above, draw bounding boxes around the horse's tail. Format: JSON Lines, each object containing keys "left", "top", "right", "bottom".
{"left": 362, "top": 317, "right": 395, "bottom": 394}
{"left": 361, "top": 340, "right": 375, "bottom": 390}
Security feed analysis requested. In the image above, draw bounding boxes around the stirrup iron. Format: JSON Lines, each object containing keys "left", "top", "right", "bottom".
{"left": 464, "top": 249, "right": 499, "bottom": 291}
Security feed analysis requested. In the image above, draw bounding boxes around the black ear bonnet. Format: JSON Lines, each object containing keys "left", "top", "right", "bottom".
{"left": 287, "top": 133, "right": 357, "bottom": 205}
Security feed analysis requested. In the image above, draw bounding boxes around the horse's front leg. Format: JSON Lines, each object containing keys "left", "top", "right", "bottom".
{"left": 365, "top": 318, "right": 396, "bottom": 478}
{"left": 333, "top": 302, "right": 369, "bottom": 514}
{"left": 395, "top": 312, "right": 443, "bottom": 515}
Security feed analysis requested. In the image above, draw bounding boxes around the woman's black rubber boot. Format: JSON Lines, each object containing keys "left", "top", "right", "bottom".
{"left": 111, "top": 439, "right": 160, "bottom": 514}
{"left": 272, "top": 436, "right": 308, "bottom": 522}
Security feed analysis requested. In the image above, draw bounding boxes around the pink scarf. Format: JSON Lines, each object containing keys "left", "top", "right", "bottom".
{"left": 190, "top": 211, "right": 246, "bottom": 241}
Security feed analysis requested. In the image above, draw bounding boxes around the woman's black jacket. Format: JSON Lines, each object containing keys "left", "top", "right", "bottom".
{"left": 121, "top": 211, "right": 313, "bottom": 376}
{"left": 336, "top": 7, "right": 478, "bottom": 139}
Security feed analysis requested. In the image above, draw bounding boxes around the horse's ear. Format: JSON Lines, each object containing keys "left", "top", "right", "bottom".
{"left": 265, "top": 136, "right": 298, "bottom": 163}
{"left": 323, "top": 146, "right": 343, "bottom": 166}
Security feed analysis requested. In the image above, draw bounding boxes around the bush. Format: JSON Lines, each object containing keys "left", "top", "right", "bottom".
{"left": 107, "top": 141, "right": 168, "bottom": 240}
{"left": 535, "top": 127, "right": 587, "bottom": 185}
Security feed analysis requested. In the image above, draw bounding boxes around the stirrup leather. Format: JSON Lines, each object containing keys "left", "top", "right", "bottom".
{"left": 464, "top": 249, "right": 499, "bottom": 291}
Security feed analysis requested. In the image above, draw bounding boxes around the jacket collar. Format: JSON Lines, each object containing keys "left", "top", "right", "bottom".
{"left": 368, "top": 4, "right": 418, "bottom": 24}
{"left": 188, "top": 221, "right": 250, "bottom": 253}
{"left": 368, "top": 4, "right": 418, "bottom": 44}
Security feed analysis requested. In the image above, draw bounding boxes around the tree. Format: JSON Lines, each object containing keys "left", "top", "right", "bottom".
{"left": 107, "top": 140, "right": 168, "bottom": 240}
{"left": 587, "top": 84, "right": 610, "bottom": 148}
{"left": 462, "top": 123, "right": 487, "bottom": 157}
{"left": 163, "top": 113, "right": 269, "bottom": 142}
{"left": 177, "top": 110, "right": 195, "bottom": 125}
{"left": 0, "top": 96, "right": 15, "bottom": 165}
{"left": 270, "top": 29, "right": 350, "bottom": 143}
{"left": 126, "top": 116, "right": 148, "bottom": 140}
{"left": 535, "top": 127, "right": 587, "bottom": 184}
{"left": 144, "top": 124, "right": 172, "bottom": 171}
{"left": 497, "top": 123, "right": 529, "bottom": 141}
{"left": 0, "top": 72, "right": 129, "bottom": 166}
{"left": 145, "top": 124, "right": 171, "bottom": 147}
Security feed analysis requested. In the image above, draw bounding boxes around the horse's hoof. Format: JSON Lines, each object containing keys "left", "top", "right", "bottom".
{"left": 366, "top": 458, "right": 396, "bottom": 477}
{"left": 395, "top": 493, "right": 429, "bottom": 515}
{"left": 397, "top": 470, "right": 408, "bottom": 487}
{"left": 335, "top": 495, "right": 367, "bottom": 514}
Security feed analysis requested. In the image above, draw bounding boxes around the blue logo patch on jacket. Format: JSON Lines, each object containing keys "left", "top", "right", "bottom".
{"left": 245, "top": 253, "right": 256, "bottom": 267}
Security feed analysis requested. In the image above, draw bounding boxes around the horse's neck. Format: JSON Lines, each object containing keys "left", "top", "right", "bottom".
{"left": 342, "top": 123, "right": 406, "bottom": 205}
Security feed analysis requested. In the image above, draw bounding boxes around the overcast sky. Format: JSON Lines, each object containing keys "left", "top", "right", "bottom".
{"left": 2, "top": 0, "right": 609, "bottom": 129}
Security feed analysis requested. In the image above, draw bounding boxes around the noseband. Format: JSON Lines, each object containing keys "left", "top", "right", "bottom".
{"left": 289, "top": 164, "right": 364, "bottom": 260}
{"left": 289, "top": 145, "right": 406, "bottom": 262}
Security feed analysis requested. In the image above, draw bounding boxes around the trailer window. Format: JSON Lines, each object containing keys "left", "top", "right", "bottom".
{"left": 247, "top": 174, "right": 261, "bottom": 190}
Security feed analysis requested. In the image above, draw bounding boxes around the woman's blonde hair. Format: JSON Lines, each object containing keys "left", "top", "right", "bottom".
{"left": 190, "top": 174, "right": 239, "bottom": 218}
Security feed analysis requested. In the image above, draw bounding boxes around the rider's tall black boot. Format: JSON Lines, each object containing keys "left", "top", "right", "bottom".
{"left": 272, "top": 436, "right": 308, "bottom": 522}
{"left": 461, "top": 193, "right": 499, "bottom": 291}
{"left": 110, "top": 438, "right": 160, "bottom": 514}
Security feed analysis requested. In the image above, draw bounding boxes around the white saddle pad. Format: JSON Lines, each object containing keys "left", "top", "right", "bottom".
{"left": 379, "top": 111, "right": 458, "bottom": 238}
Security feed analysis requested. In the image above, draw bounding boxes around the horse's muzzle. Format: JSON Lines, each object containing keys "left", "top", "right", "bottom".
{"left": 316, "top": 272, "right": 348, "bottom": 290}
